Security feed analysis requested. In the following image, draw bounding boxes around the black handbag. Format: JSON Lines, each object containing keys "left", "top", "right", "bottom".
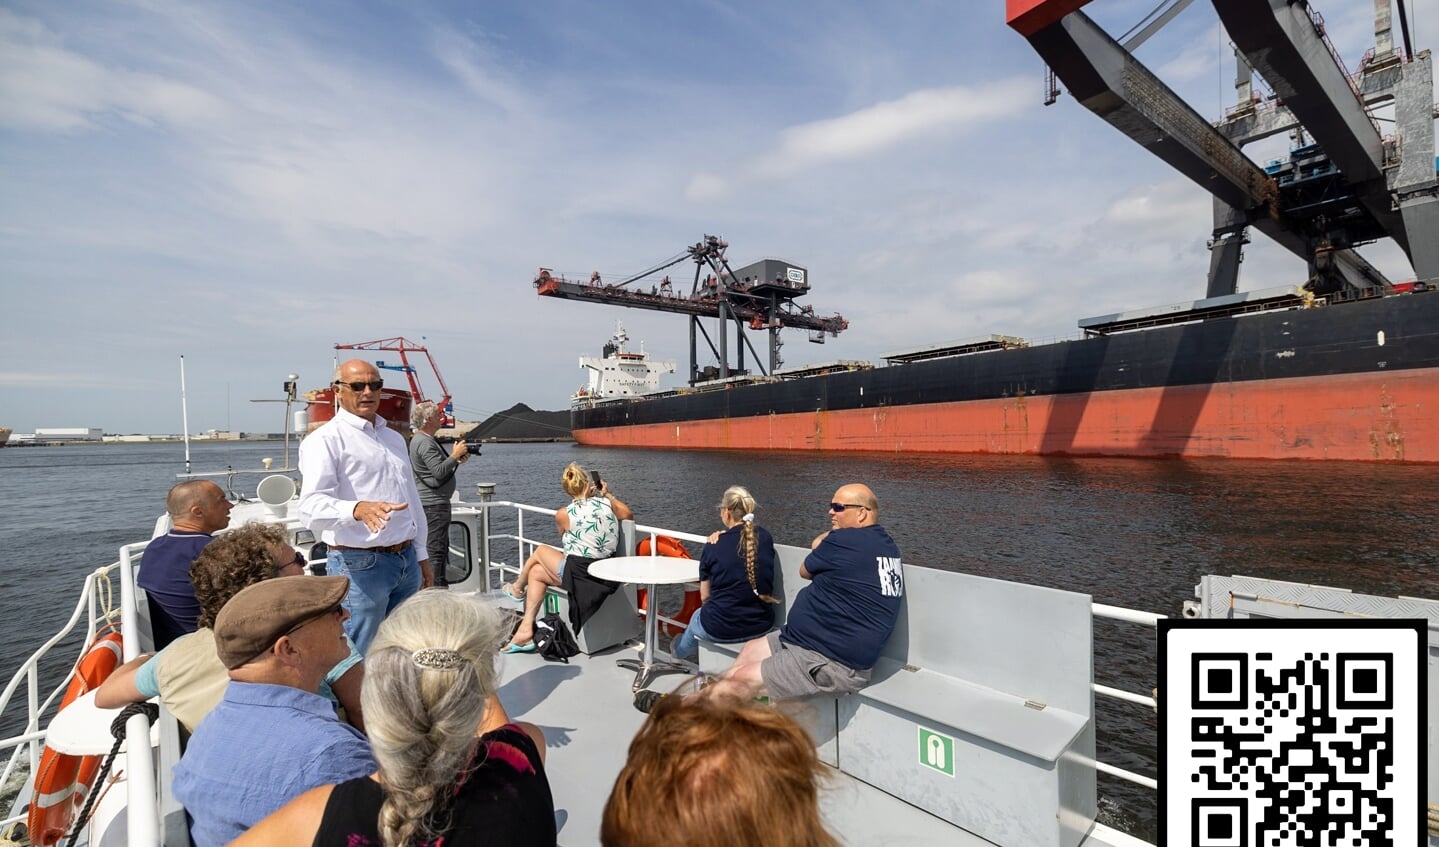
{"left": 533, "top": 612, "right": 580, "bottom": 663}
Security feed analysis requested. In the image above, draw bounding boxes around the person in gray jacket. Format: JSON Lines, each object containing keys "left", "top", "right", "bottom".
{"left": 408, "top": 401, "right": 470, "bottom": 587}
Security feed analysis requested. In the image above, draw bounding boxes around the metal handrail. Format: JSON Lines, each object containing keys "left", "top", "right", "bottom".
{"left": 473, "top": 500, "right": 707, "bottom": 633}
{"left": 0, "top": 563, "right": 119, "bottom": 794}
{"left": 1090, "top": 604, "right": 1163, "bottom": 792}
{"left": 117, "top": 542, "right": 159, "bottom": 847}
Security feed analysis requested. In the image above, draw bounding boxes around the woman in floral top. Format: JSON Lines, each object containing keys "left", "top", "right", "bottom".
{"left": 500, "top": 462, "right": 632, "bottom": 652}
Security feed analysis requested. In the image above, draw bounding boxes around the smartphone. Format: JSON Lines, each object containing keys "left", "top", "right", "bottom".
{"left": 590, "top": 470, "right": 602, "bottom": 488}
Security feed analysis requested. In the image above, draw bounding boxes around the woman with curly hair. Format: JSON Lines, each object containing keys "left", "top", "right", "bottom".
{"left": 95, "top": 523, "right": 366, "bottom": 732}
{"left": 236, "top": 591, "right": 554, "bottom": 847}
{"left": 670, "top": 485, "right": 779, "bottom": 663}
{"left": 500, "top": 461, "right": 632, "bottom": 652}
{"left": 602, "top": 686, "right": 838, "bottom": 847}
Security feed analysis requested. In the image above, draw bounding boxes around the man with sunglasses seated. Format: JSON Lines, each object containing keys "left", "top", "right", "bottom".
{"left": 298, "top": 359, "right": 433, "bottom": 654}
{"left": 173, "top": 576, "right": 374, "bottom": 847}
{"left": 709, "top": 483, "right": 903, "bottom": 704}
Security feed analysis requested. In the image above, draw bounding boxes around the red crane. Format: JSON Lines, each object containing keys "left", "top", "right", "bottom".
{"left": 335, "top": 337, "right": 455, "bottom": 427}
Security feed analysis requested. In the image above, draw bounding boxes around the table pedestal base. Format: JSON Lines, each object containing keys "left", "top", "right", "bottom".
{"left": 617, "top": 657, "right": 693, "bottom": 692}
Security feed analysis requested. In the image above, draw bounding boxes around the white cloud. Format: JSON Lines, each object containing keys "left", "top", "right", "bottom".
{"left": 0, "top": 9, "right": 227, "bottom": 132}
{"left": 688, "top": 77, "right": 1032, "bottom": 200}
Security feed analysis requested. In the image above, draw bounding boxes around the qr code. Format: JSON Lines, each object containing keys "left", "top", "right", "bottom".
{"left": 1159, "top": 619, "right": 1425, "bottom": 847}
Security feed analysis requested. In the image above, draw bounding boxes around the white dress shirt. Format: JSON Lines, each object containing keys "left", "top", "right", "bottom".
{"left": 297, "top": 408, "right": 428, "bottom": 552}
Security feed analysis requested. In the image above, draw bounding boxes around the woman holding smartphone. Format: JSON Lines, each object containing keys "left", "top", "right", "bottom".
{"left": 500, "top": 462, "right": 632, "bottom": 653}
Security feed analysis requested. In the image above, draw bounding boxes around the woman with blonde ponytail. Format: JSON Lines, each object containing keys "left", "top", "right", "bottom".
{"left": 235, "top": 591, "right": 556, "bottom": 847}
{"left": 671, "top": 486, "right": 779, "bottom": 663}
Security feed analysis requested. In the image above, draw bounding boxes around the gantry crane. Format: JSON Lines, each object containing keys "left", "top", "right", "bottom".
{"left": 533, "top": 235, "right": 848, "bottom": 384}
{"left": 1008, "top": 0, "right": 1437, "bottom": 296}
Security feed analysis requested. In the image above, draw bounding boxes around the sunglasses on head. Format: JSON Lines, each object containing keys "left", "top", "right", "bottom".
{"left": 335, "top": 379, "right": 384, "bottom": 392}
{"left": 829, "top": 502, "right": 865, "bottom": 513}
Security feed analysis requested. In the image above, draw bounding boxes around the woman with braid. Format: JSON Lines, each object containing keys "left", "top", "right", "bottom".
{"left": 671, "top": 485, "right": 779, "bottom": 663}
{"left": 236, "top": 591, "right": 554, "bottom": 847}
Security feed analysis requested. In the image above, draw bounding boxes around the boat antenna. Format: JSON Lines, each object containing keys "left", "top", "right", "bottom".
{"left": 284, "top": 373, "right": 299, "bottom": 468}
{"left": 180, "top": 355, "right": 192, "bottom": 475}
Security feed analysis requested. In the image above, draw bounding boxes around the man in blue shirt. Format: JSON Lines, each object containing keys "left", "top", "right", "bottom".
{"left": 173, "top": 576, "right": 373, "bottom": 847}
{"left": 714, "top": 483, "right": 903, "bottom": 702}
{"left": 137, "top": 480, "right": 233, "bottom": 649}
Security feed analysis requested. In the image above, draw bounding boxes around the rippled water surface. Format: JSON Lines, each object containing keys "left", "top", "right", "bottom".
{"left": 2, "top": 441, "right": 1435, "bottom": 841}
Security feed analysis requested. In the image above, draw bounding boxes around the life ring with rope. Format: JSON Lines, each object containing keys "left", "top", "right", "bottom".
{"left": 28, "top": 629, "right": 125, "bottom": 847}
{"left": 635, "top": 536, "right": 701, "bottom": 637}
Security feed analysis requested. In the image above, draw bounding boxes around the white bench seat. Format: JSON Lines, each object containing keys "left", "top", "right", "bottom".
{"left": 860, "top": 657, "right": 1088, "bottom": 763}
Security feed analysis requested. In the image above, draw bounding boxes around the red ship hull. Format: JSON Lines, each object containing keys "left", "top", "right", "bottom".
{"left": 305, "top": 387, "right": 415, "bottom": 437}
{"left": 573, "top": 367, "right": 1439, "bottom": 462}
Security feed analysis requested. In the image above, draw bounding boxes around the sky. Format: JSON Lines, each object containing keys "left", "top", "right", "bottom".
{"left": 2, "top": 0, "right": 1436, "bottom": 434}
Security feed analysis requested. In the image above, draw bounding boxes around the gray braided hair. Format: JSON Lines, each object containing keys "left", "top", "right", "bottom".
{"left": 361, "top": 590, "right": 510, "bottom": 847}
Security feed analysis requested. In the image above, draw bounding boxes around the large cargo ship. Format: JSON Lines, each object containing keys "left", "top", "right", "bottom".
{"left": 564, "top": 1, "right": 1439, "bottom": 462}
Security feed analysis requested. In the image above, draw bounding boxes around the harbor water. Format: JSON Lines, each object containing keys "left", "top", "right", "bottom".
{"left": 2, "top": 440, "right": 1436, "bottom": 841}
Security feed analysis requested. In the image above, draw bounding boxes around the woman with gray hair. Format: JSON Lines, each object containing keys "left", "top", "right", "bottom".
{"left": 235, "top": 590, "right": 554, "bottom": 847}
{"left": 408, "top": 400, "right": 471, "bottom": 587}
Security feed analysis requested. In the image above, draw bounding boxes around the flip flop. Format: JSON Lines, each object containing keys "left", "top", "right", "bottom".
{"left": 500, "top": 641, "right": 536, "bottom": 654}
{"left": 501, "top": 586, "right": 525, "bottom": 603}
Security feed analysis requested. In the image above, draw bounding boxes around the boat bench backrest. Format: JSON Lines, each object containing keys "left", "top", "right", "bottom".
{"left": 879, "top": 567, "right": 1093, "bottom": 715}
{"left": 762, "top": 544, "right": 1092, "bottom": 712}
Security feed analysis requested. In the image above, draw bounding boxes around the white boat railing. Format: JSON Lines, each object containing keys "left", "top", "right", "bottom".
{"left": 117, "top": 542, "right": 160, "bottom": 847}
{"left": 468, "top": 498, "right": 1162, "bottom": 805}
{"left": 0, "top": 560, "right": 123, "bottom": 828}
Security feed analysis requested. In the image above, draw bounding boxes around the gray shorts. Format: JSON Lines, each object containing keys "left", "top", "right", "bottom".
{"left": 759, "top": 631, "right": 870, "bottom": 700}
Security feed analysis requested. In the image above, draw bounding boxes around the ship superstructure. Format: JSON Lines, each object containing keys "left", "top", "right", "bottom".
{"left": 574, "top": 322, "right": 676, "bottom": 408}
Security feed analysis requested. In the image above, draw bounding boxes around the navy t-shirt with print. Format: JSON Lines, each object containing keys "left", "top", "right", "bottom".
{"left": 697, "top": 523, "right": 777, "bottom": 641}
{"left": 779, "top": 525, "right": 903, "bottom": 670}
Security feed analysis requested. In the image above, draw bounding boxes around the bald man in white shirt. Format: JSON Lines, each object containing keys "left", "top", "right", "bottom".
{"left": 297, "top": 359, "right": 433, "bottom": 653}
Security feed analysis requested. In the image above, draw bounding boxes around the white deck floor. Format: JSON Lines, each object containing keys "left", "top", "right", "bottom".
{"left": 498, "top": 634, "right": 1025, "bottom": 846}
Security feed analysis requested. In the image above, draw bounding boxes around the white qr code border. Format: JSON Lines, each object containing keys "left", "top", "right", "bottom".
{"left": 1158, "top": 619, "right": 1427, "bottom": 847}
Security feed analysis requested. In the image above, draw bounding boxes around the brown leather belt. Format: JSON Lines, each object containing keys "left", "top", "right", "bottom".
{"left": 332, "top": 541, "right": 411, "bottom": 555}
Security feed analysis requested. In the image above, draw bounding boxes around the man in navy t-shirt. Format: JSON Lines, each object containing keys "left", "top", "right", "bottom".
{"left": 716, "top": 483, "right": 903, "bottom": 701}
{"left": 137, "top": 480, "right": 232, "bottom": 649}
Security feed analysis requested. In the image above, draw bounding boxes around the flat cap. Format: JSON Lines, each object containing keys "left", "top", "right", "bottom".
{"left": 214, "top": 575, "right": 349, "bottom": 669}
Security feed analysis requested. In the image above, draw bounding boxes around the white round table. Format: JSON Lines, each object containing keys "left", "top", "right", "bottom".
{"left": 588, "top": 555, "right": 700, "bottom": 691}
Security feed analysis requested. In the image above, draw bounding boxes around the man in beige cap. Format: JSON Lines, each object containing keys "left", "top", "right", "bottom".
{"left": 172, "top": 576, "right": 374, "bottom": 847}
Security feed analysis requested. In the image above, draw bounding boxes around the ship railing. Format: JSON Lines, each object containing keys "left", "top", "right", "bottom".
{"left": 0, "top": 556, "right": 126, "bottom": 832}
{"left": 1091, "top": 603, "right": 1163, "bottom": 793}
{"left": 463, "top": 500, "right": 709, "bottom": 635}
{"left": 465, "top": 498, "right": 1162, "bottom": 799}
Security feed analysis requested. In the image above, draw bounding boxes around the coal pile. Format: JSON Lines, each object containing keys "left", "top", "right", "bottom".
{"left": 465, "top": 403, "right": 571, "bottom": 442}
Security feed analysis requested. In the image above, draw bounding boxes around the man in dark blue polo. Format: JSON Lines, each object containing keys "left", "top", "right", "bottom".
{"left": 712, "top": 483, "right": 903, "bottom": 702}
{"left": 138, "top": 480, "right": 232, "bottom": 649}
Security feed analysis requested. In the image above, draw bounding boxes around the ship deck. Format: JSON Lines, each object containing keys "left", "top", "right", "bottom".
{"left": 494, "top": 628, "right": 1148, "bottom": 847}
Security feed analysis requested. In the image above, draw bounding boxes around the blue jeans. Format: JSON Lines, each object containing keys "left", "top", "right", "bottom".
{"left": 327, "top": 543, "right": 422, "bottom": 654}
{"left": 675, "top": 607, "right": 748, "bottom": 662}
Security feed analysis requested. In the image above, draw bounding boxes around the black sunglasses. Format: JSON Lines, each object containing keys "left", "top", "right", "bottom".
{"left": 829, "top": 502, "right": 866, "bottom": 512}
{"left": 334, "top": 379, "right": 384, "bottom": 392}
{"left": 274, "top": 551, "right": 305, "bottom": 576}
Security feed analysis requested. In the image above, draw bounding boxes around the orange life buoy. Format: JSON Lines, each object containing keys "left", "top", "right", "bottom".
{"left": 635, "top": 536, "right": 701, "bottom": 637}
{"left": 29, "top": 630, "right": 125, "bottom": 847}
